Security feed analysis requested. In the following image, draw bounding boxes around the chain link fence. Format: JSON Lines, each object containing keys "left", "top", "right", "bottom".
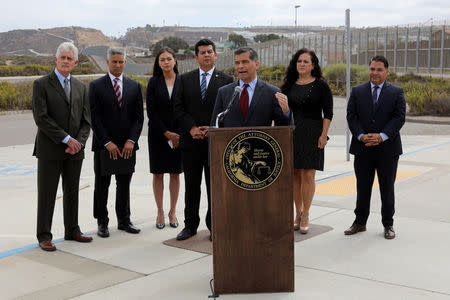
{"left": 178, "top": 21, "right": 450, "bottom": 76}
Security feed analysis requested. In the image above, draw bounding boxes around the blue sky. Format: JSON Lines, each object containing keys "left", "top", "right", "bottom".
{"left": 2, "top": 0, "right": 449, "bottom": 37}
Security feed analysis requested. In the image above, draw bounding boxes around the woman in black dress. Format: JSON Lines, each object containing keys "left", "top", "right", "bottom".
{"left": 146, "top": 47, "right": 182, "bottom": 229}
{"left": 278, "top": 48, "right": 333, "bottom": 234}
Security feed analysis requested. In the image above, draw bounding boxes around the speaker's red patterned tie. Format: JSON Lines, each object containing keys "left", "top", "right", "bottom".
{"left": 239, "top": 84, "right": 249, "bottom": 119}
{"left": 113, "top": 77, "right": 122, "bottom": 106}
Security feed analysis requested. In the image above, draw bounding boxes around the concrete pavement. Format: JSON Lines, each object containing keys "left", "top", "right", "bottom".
{"left": 1, "top": 123, "right": 450, "bottom": 298}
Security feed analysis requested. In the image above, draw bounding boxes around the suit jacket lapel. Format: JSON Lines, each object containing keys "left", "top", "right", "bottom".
{"left": 170, "top": 74, "right": 179, "bottom": 102}
{"left": 104, "top": 74, "right": 121, "bottom": 108}
{"left": 121, "top": 76, "right": 128, "bottom": 108}
{"left": 49, "top": 71, "right": 70, "bottom": 104}
{"left": 245, "top": 79, "right": 262, "bottom": 123}
{"left": 205, "top": 69, "right": 219, "bottom": 102}
{"left": 191, "top": 69, "right": 201, "bottom": 100}
{"left": 374, "top": 82, "right": 389, "bottom": 112}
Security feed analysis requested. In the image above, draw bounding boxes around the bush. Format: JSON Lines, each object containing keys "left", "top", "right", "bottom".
{"left": 322, "top": 63, "right": 369, "bottom": 86}
{"left": 0, "top": 82, "right": 19, "bottom": 109}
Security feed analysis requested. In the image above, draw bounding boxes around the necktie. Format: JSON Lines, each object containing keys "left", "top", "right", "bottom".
{"left": 114, "top": 77, "right": 122, "bottom": 106}
{"left": 372, "top": 85, "right": 379, "bottom": 104}
{"left": 63, "top": 77, "right": 70, "bottom": 100}
{"left": 240, "top": 84, "right": 249, "bottom": 119}
{"left": 200, "top": 72, "right": 208, "bottom": 101}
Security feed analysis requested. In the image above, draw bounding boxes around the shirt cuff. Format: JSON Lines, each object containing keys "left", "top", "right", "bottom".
{"left": 357, "top": 134, "right": 364, "bottom": 141}
{"left": 104, "top": 141, "right": 111, "bottom": 147}
{"left": 380, "top": 133, "right": 388, "bottom": 141}
{"left": 127, "top": 139, "right": 135, "bottom": 144}
{"left": 62, "top": 135, "right": 71, "bottom": 144}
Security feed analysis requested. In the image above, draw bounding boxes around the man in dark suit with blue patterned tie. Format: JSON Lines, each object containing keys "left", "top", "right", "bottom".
{"left": 345, "top": 56, "right": 406, "bottom": 239}
{"left": 174, "top": 39, "right": 233, "bottom": 241}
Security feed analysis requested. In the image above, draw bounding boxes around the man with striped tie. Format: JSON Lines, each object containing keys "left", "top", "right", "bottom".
{"left": 89, "top": 47, "right": 144, "bottom": 238}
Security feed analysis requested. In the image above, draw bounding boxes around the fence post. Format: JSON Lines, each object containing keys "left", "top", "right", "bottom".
{"left": 365, "top": 30, "right": 369, "bottom": 65}
{"left": 440, "top": 23, "right": 445, "bottom": 76}
{"left": 394, "top": 26, "right": 398, "bottom": 72}
{"left": 334, "top": 34, "right": 338, "bottom": 64}
{"left": 375, "top": 29, "right": 378, "bottom": 56}
{"left": 404, "top": 26, "right": 408, "bottom": 73}
{"left": 341, "top": 32, "right": 345, "bottom": 63}
{"left": 428, "top": 25, "right": 432, "bottom": 73}
{"left": 384, "top": 27, "right": 388, "bottom": 57}
{"left": 320, "top": 34, "right": 324, "bottom": 66}
{"left": 327, "top": 34, "right": 330, "bottom": 66}
{"left": 357, "top": 31, "right": 361, "bottom": 65}
{"left": 416, "top": 26, "right": 420, "bottom": 73}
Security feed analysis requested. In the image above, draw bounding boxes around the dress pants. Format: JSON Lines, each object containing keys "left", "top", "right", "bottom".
{"left": 354, "top": 151, "right": 399, "bottom": 227}
{"left": 182, "top": 140, "right": 211, "bottom": 232}
{"left": 36, "top": 158, "right": 82, "bottom": 242}
{"left": 93, "top": 151, "right": 132, "bottom": 225}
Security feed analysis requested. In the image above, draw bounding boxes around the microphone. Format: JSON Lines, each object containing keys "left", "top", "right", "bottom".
{"left": 215, "top": 85, "right": 242, "bottom": 128}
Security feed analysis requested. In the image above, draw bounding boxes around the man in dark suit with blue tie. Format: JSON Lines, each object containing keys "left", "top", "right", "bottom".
{"left": 345, "top": 56, "right": 406, "bottom": 239}
{"left": 211, "top": 47, "right": 290, "bottom": 128}
{"left": 174, "top": 39, "right": 233, "bottom": 241}
{"left": 89, "top": 47, "right": 144, "bottom": 238}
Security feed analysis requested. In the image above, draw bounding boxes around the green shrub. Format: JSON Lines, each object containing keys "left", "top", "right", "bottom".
{"left": 0, "top": 82, "right": 19, "bottom": 109}
{"left": 322, "top": 63, "right": 369, "bottom": 85}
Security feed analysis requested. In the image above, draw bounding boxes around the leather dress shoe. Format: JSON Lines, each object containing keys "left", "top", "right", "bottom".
{"left": 384, "top": 226, "right": 396, "bottom": 239}
{"left": 118, "top": 223, "right": 141, "bottom": 234}
{"left": 176, "top": 228, "right": 196, "bottom": 241}
{"left": 344, "top": 223, "right": 366, "bottom": 235}
{"left": 65, "top": 233, "right": 93, "bottom": 243}
{"left": 97, "top": 224, "right": 110, "bottom": 238}
{"left": 39, "top": 240, "right": 56, "bottom": 251}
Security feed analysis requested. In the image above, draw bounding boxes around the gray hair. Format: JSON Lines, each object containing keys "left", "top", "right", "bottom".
{"left": 107, "top": 47, "right": 126, "bottom": 59}
{"left": 234, "top": 47, "right": 259, "bottom": 62}
{"left": 55, "top": 42, "right": 79, "bottom": 60}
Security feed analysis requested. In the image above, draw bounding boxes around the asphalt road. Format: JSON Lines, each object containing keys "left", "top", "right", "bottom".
{"left": 1, "top": 97, "right": 450, "bottom": 147}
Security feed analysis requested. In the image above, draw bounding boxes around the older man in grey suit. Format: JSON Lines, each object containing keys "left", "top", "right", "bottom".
{"left": 211, "top": 47, "right": 290, "bottom": 128}
{"left": 32, "top": 42, "right": 92, "bottom": 251}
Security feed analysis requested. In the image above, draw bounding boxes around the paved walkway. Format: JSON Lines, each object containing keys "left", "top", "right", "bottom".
{"left": 0, "top": 130, "right": 449, "bottom": 299}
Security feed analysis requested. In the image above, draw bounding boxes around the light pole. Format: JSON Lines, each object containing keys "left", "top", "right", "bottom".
{"left": 295, "top": 5, "right": 301, "bottom": 45}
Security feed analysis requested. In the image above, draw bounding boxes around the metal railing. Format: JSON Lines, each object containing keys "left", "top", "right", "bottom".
{"left": 178, "top": 21, "right": 450, "bottom": 76}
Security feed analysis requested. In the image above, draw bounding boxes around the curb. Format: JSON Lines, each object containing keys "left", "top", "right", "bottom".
{"left": 405, "top": 116, "right": 450, "bottom": 125}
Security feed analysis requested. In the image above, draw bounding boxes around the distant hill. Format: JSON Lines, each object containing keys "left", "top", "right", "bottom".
{"left": 0, "top": 26, "right": 118, "bottom": 56}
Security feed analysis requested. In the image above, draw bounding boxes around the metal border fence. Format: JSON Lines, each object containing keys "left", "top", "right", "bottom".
{"left": 178, "top": 22, "right": 450, "bottom": 76}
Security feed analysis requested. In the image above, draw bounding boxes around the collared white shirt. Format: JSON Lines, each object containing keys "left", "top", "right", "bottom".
{"left": 109, "top": 72, "right": 123, "bottom": 98}
{"left": 199, "top": 67, "right": 215, "bottom": 90}
{"left": 238, "top": 77, "right": 258, "bottom": 106}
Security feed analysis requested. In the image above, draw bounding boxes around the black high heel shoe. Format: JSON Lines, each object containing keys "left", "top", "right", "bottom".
{"left": 156, "top": 214, "right": 165, "bottom": 229}
{"left": 169, "top": 213, "right": 178, "bottom": 228}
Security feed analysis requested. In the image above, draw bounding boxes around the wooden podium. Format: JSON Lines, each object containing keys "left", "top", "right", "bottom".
{"left": 208, "top": 126, "right": 294, "bottom": 294}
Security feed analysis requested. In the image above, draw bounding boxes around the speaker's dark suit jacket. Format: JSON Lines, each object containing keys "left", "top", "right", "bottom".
{"left": 89, "top": 74, "right": 144, "bottom": 225}
{"left": 173, "top": 68, "right": 233, "bottom": 232}
{"left": 211, "top": 79, "right": 290, "bottom": 127}
{"left": 347, "top": 81, "right": 406, "bottom": 227}
{"left": 32, "top": 71, "right": 91, "bottom": 242}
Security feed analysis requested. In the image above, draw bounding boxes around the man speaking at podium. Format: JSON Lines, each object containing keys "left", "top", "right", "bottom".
{"left": 211, "top": 47, "right": 290, "bottom": 128}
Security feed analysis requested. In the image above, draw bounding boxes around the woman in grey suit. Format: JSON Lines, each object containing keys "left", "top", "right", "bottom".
{"left": 146, "top": 47, "right": 182, "bottom": 229}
